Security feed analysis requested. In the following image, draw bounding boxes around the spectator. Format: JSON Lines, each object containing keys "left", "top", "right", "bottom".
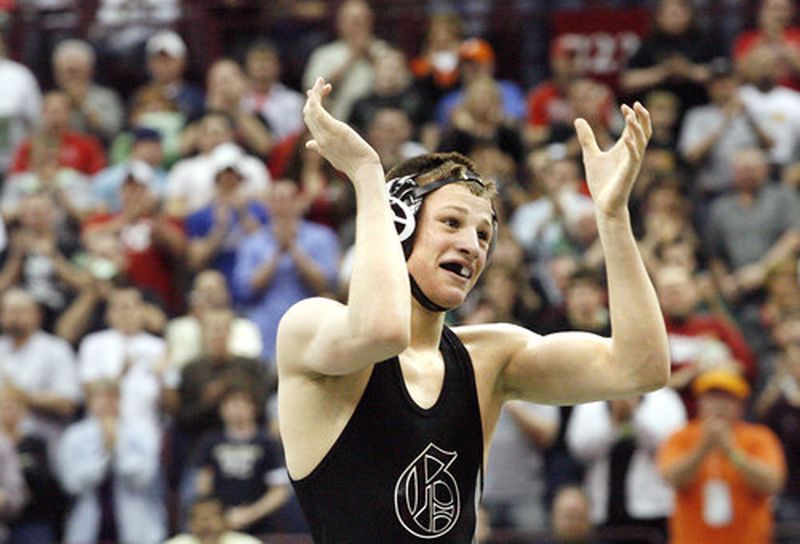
{"left": 242, "top": 40, "right": 305, "bottom": 144}
{"left": 9, "top": 91, "right": 106, "bottom": 176}
{"left": 0, "top": 428, "right": 25, "bottom": 544}
{"left": 481, "top": 401, "right": 558, "bottom": 534}
{"left": 619, "top": 0, "right": 722, "bottom": 117}
{"left": 185, "top": 145, "right": 270, "bottom": 287}
{"left": 164, "top": 496, "right": 261, "bottom": 544}
{"left": 0, "top": 193, "right": 88, "bottom": 330}
{"left": 410, "top": 11, "right": 464, "bottom": 105}
{"left": 0, "top": 388, "right": 65, "bottom": 544}
{"left": 567, "top": 389, "right": 686, "bottom": 543}
{"left": 58, "top": 379, "right": 166, "bottom": 544}
{"left": 302, "top": 0, "right": 389, "bottom": 120}
{"left": 733, "top": 0, "right": 800, "bottom": 91}
{"left": 51, "top": 38, "right": 124, "bottom": 145}
{"left": 435, "top": 37, "right": 526, "bottom": 128}
{"left": 738, "top": 44, "right": 800, "bottom": 168}
{"left": 0, "top": 288, "right": 81, "bottom": 454}
{"left": 130, "top": 30, "right": 204, "bottom": 121}
{"left": 165, "top": 115, "right": 270, "bottom": 218}
{"left": 658, "top": 368, "right": 786, "bottom": 544}
{"left": 77, "top": 286, "right": 168, "bottom": 425}
{"left": 678, "top": 57, "right": 773, "bottom": 202}
{"left": 195, "top": 383, "right": 290, "bottom": 535}
{"left": 365, "top": 107, "right": 426, "bottom": 172}
{"left": 165, "top": 269, "right": 263, "bottom": 370}
{"left": 755, "top": 310, "right": 800, "bottom": 522}
{"left": 92, "top": 128, "right": 167, "bottom": 213}
{"left": 232, "top": 180, "right": 340, "bottom": 366}
{"left": 549, "top": 485, "right": 596, "bottom": 544}
{"left": 83, "top": 163, "right": 187, "bottom": 314}
{"left": 0, "top": 33, "right": 42, "bottom": 176}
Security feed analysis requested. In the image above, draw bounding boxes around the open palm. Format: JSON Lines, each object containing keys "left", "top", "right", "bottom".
{"left": 575, "top": 103, "right": 652, "bottom": 217}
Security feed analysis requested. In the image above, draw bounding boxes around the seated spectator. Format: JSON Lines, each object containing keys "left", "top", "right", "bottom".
{"left": 755, "top": 310, "right": 800, "bottom": 522}
{"left": 93, "top": 129, "right": 167, "bottom": 213}
{"left": 83, "top": 166, "right": 186, "bottom": 314}
{"left": 195, "top": 383, "right": 290, "bottom": 535}
{"left": 738, "top": 44, "right": 800, "bottom": 168}
{"left": 77, "top": 286, "right": 168, "bottom": 425}
{"left": 0, "top": 193, "right": 88, "bottom": 330}
{"left": 656, "top": 264, "right": 757, "bottom": 415}
{"left": 9, "top": 91, "right": 106, "bottom": 177}
{"left": 242, "top": 40, "right": 305, "bottom": 144}
{"left": 410, "top": 11, "right": 464, "bottom": 106}
{"left": 0, "top": 388, "right": 66, "bottom": 544}
{"left": 185, "top": 145, "right": 270, "bottom": 287}
{"left": 130, "top": 30, "right": 204, "bottom": 121}
{"left": 233, "top": 180, "right": 340, "bottom": 367}
{"left": 567, "top": 389, "right": 686, "bottom": 543}
{"left": 165, "top": 114, "right": 271, "bottom": 218}
{"left": 58, "top": 379, "right": 166, "bottom": 544}
{"left": 0, "top": 288, "right": 81, "bottom": 454}
{"left": 658, "top": 369, "right": 786, "bottom": 544}
{"left": 733, "top": 0, "right": 800, "bottom": 91}
{"left": 302, "top": 0, "right": 389, "bottom": 120}
{"left": 435, "top": 38, "right": 526, "bottom": 129}
{"left": 0, "top": 33, "right": 42, "bottom": 176}
{"left": 349, "top": 46, "right": 432, "bottom": 137}
{"left": 0, "top": 426, "right": 25, "bottom": 544}
{"left": 759, "top": 259, "right": 800, "bottom": 332}
{"left": 51, "top": 39, "right": 124, "bottom": 145}
{"left": 164, "top": 496, "right": 261, "bottom": 544}
{"left": 165, "top": 269, "right": 262, "bottom": 370}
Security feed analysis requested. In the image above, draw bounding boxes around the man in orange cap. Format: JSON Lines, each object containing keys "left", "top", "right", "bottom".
{"left": 658, "top": 368, "right": 786, "bottom": 544}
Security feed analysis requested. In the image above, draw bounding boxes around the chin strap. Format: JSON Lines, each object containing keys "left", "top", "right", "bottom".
{"left": 409, "top": 274, "right": 450, "bottom": 312}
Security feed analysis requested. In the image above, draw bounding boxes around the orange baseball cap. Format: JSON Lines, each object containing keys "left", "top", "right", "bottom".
{"left": 459, "top": 38, "right": 495, "bottom": 64}
{"left": 692, "top": 369, "right": 751, "bottom": 400}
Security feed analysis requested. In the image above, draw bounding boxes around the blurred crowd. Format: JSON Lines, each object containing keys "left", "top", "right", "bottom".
{"left": 0, "top": 0, "right": 799, "bottom": 543}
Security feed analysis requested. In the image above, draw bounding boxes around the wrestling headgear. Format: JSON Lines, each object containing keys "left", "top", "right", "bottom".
{"left": 386, "top": 169, "right": 498, "bottom": 312}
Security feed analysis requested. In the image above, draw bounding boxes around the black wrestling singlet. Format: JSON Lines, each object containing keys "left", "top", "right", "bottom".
{"left": 291, "top": 326, "right": 484, "bottom": 543}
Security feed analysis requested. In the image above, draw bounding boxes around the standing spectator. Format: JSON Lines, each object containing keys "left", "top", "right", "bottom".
{"left": 242, "top": 40, "right": 305, "bottom": 144}
{"left": 482, "top": 401, "right": 558, "bottom": 534}
{"left": 733, "top": 0, "right": 800, "bottom": 91}
{"left": 77, "top": 286, "right": 168, "bottom": 425}
{"left": 9, "top": 91, "right": 106, "bottom": 176}
{"left": 51, "top": 39, "right": 124, "bottom": 145}
{"left": 0, "top": 389, "right": 65, "bottom": 544}
{"left": 165, "top": 116, "right": 270, "bottom": 218}
{"left": 185, "top": 147, "right": 270, "bottom": 288}
{"left": 0, "top": 288, "right": 81, "bottom": 454}
{"left": 58, "top": 379, "right": 166, "bottom": 544}
{"left": 131, "top": 30, "right": 204, "bottom": 121}
{"left": 0, "top": 428, "right": 25, "bottom": 544}
{"left": 619, "top": 0, "right": 722, "bottom": 117}
{"left": 0, "top": 33, "right": 42, "bottom": 176}
{"left": 195, "top": 383, "right": 290, "bottom": 536}
{"left": 164, "top": 496, "right": 261, "bottom": 544}
{"left": 658, "top": 369, "right": 786, "bottom": 544}
{"left": 233, "top": 180, "right": 340, "bottom": 367}
{"left": 410, "top": 11, "right": 464, "bottom": 106}
{"left": 165, "top": 270, "right": 262, "bottom": 371}
{"left": 567, "top": 389, "right": 686, "bottom": 542}
{"left": 302, "top": 0, "right": 388, "bottom": 120}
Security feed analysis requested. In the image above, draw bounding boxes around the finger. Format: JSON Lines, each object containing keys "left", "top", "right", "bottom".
{"left": 573, "top": 118, "right": 600, "bottom": 155}
{"left": 305, "top": 140, "right": 321, "bottom": 155}
{"left": 621, "top": 104, "right": 646, "bottom": 152}
{"left": 633, "top": 101, "right": 653, "bottom": 141}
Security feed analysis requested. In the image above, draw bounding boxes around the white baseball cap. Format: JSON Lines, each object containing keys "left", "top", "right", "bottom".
{"left": 146, "top": 31, "right": 187, "bottom": 58}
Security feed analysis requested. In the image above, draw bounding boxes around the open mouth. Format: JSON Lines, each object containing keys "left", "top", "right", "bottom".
{"left": 440, "top": 262, "right": 472, "bottom": 280}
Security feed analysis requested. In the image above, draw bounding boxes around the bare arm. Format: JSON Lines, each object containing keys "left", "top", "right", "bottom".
{"left": 277, "top": 78, "right": 410, "bottom": 377}
{"left": 494, "top": 103, "right": 669, "bottom": 404}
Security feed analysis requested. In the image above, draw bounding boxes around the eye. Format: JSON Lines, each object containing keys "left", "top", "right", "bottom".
{"left": 478, "top": 229, "right": 491, "bottom": 243}
{"left": 443, "top": 217, "right": 460, "bottom": 229}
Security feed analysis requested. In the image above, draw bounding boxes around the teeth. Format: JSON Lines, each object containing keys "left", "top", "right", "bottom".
{"left": 459, "top": 266, "right": 471, "bottom": 279}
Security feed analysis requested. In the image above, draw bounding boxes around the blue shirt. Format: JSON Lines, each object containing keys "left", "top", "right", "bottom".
{"left": 434, "top": 79, "right": 527, "bottom": 127}
{"left": 232, "top": 221, "right": 340, "bottom": 365}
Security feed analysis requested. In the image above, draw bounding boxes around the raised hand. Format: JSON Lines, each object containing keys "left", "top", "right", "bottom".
{"left": 303, "top": 77, "right": 381, "bottom": 182}
{"left": 574, "top": 102, "right": 652, "bottom": 218}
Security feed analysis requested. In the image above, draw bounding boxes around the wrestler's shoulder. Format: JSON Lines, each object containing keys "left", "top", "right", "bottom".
{"left": 452, "top": 322, "right": 543, "bottom": 356}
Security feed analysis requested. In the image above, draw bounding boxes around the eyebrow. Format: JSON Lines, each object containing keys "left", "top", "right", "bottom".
{"left": 438, "top": 205, "right": 493, "bottom": 227}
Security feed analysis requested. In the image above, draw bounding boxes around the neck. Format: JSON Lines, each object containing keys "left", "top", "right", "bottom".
{"left": 227, "top": 422, "right": 257, "bottom": 439}
{"left": 252, "top": 79, "right": 274, "bottom": 93}
{"left": 409, "top": 300, "right": 446, "bottom": 351}
{"left": 11, "top": 331, "right": 33, "bottom": 349}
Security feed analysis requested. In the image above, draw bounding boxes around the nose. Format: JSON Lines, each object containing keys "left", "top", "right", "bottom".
{"left": 456, "top": 228, "right": 481, "bottom": 259}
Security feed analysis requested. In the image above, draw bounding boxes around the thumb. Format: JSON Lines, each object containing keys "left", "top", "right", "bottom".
{"left": 574, "top": 118, "right": 600, "bottom": 156}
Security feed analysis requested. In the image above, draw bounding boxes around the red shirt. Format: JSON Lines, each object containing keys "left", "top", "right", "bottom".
{"left": 734, "top": 29, "right": 800, "bottom": 91}
{"left": 11, "top": 131, "right": 106, "bottom": 175}
{"left": 526, "top": 81, "right": 572, "bottom": 128}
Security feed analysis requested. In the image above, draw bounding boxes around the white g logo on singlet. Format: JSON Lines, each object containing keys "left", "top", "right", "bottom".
{"left": 394, "top": 443, "right": 461, "bottom": 538}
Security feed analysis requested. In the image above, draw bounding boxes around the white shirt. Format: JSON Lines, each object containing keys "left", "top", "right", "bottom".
{"left": 567, "top": 388, "right": 686, "bottom": 524}
{"left": 165, "top": 150, "right": 270, "bottom": 215}
{"left": 0, "top": 58, "right": 41, "bottom": 171}
{"left": 244, "top": 82, "right": 304, "bottom": 142}
{"left": 739, "top": 84, "right": 800, "bottom": 166}
{"left": 510, "top": 189, "right": 594, "bottom": 254}
{"left": 78, "top": 329, "right": 166, "bottom": 423}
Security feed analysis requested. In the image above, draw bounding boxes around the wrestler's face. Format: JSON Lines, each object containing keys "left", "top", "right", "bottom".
{"left": 408, "top": 184, "right": 493, "bottom": 309}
